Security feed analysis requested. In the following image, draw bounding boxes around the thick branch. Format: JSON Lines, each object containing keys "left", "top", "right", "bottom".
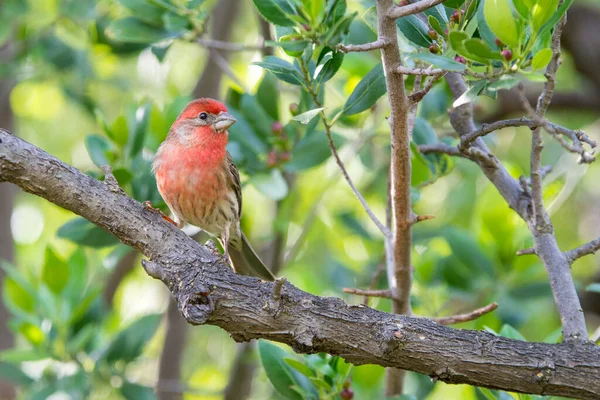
{"left": 1, "top": 131, "right": 600, "bottom": 398}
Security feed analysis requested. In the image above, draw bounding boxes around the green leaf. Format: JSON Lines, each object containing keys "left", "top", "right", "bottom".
{"left": 292, "top": 108, "right": 323, "bottom": 124}
{"left": 42, "top": 247, "right": 69, "bottom": 294}
{"left": 117, "top": 0, "right": 164, "bottom": 26}
{"left": 486, "top": 76, "right": 520, "bottom": 92}
{"left": 256, "top": 73, "right": 280, "bottom": 121}
{"left": 309, "top": 376, "right": 332, "bottom": 391}
{"left": 286, "top": 131, "right": 344, "bottom": 172}
{"left": 239, "top": 94, "right": 275, "bottom": 140}
{"left": 535, "top": 0, "right": 573, "bottom": 45}
{"left": 103, "top": 314, "right": 162, "bottom": 363}
{"left": 452, "top": 79, "right": 487, "bottom": 107}
{"left": 315, "top": 47, "right": 344, "bottom": 83}
{"left": 67, "top": 325, "right": 97, "bottom": 353}
{"left": 532, "top": 0, "right": 558, "bottom": 33}
{"left": 362, "top": 6, "right": 377, "bottom": 34}
{"left": 151, "top": 43, "right": 171, "bottom": 62}
{"left": 512, "top": 0, "right": 531, "bottom": 20}
{"left": 258, "top": 341, "right": 316, "bottom": 400}
{"left": 227, "top": 108, "right": 269, "bottom": 154}
{"left": 284, "top": 358, "right": 315, "bottom": 377}
{"left": 531, "top": 48, "right": 552, "bottom": 70}
{"left": 121, "top": 382, "right": 157, "bottom": 400}
{"left": 108, "top": 115, "right": 129, "bottom": 146}
{"left": 413, "top": 117, "right": 438, "bottom": 145}
{"left": 3, "top": 277, "right": 35, "bottom": 316}
{"left": 498, "top": 324, "right": 526, "bottom": 341}
{"left": 445, "top": 0, "right": 466, "bottom": 8}
{"left": 85, "top": 135, "right": 112, "bottom": 167}
{"left": 411, "top": 143, "right": 434, "bottom": 186}
{"left": 424, "top": 3, "right": 448, "bottom": 25}
{"left": 0, "top": 362, "right": 33, "bottom": 386}
{"left": 483, "top": 0, "right": 519, "bottom": 48}
{"left": 162, "top": 12, "right": 189, "bottom": 32}
{"left": 449, "top": 31, "right": 490, "bottom": 64}
{"left": 477, "top": 0, "right": 499, "bottom": 49}
{"left": 520, "top": 70, "right": 546, "bottom": 82}
{"left": 105, "top": 17, "right": 179, "bottom": 44}
{"left": 251, "top": 169, "right": 289, "bottom": 200}
{"left": 409, "top": 53, "right": 466, "bottom": 72}
{"left": 343, "top": 63, "right": 387, "bottom": 115}
{"left": 463, "top": 38, "right": 503, "bottom": 60}
{"left": 0, "top": 349, "right": 50, "bottom": 363}
{"left": 427, "top": 15, "right": 444, "bottom": 37}
{"left": 112, "top": 168, "right": 134, "bottom": 186}
{"left": 396, "top": 15, "right": 431, "bottom": 48}
{"left": 587, "top": 283, "right": 600, "bottom": 293}
{"left": 57, "top": 217, "right": 120, "bottom": 248}
{"left": 253, "top": 0, "right": 297, "bottom": 26}
{"left": 130, "top": 102, "right": 151, "bottom": 157}
{"left": 252, "top": 56, "right": 305, "bottom": 86}
{"left": 18, "top": 323, "right": 44, "bottom": 346}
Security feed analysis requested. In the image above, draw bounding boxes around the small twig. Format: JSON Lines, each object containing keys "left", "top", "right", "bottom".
{"left": 460, "top": 117, "right": 534, "bottom": 147}
{"left": 272, "top": 277, "right": 286, "bottom": 301}
{"left": 387, "top": 0, "right": 445, "bottom": 19}
{"left": 433, "top": 302, "right": 498, "bottom": 325}
{"left": 410, "top": 214, "right": 435, "bottom": 225}
{"left": 101, "top": 165, "right": 124, "bottom": 193}
{"left": 338, "top": 40, "right": 385, "bottom": 53}
{"left": 197, "top": 38, "right": 265, "bottom": 52}
{"left": 305, "top": 78, "right": 390, "bottom": 238}
{"left": 565, "top": 237, "right": 600, "bottom": 263}
{"left": 409, "top": 72, "right": 446, "bottom": 103}
{"left": 343, "top": 288, "right": 395, "bottom": 300}
{"left": 516, "top": 248, "right": 536, "bottom": 256}
{"left": 419, "top": 143, "right": 464, "bottom": 157}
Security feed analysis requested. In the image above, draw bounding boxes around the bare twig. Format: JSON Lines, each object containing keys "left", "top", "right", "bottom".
{"left": 419, "top": 143, "right": 465, "bottom": 158}
{"left": 338, "top": 40, "right": 385, "bottom": 53}
{"left": 516, "top": 248, "right": 536, "bottom": 256}
{"left": 197, "top": 38, "right": 265, "bottom": 52}
{"left": 387, "top": 0, "right": 445, "bottom": 19}
{"left": 565, "top": 237, "right": 600, "bottom": 263}
{"left": 343, "top": 288, "right": 395, "bottom": 299}
{"left": 305, "top": 80, "right": 390, "bottom": 238}
{"left": 433, "top": 302, "right": 498, "bottom": 325}
{"left": 363, "top": 261, "right": 386, "bottom": 306}
{"left": 409, "top": 72, "right": 446, "bottom": 103}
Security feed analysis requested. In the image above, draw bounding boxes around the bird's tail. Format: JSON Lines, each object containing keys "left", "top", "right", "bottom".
{"left": 228, "top": 233, "right": 275, "bottom": 281}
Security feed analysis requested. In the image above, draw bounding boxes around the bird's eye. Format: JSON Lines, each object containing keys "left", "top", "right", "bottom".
{"left": 198, "top": 112, "right": 208, "bottom": 120}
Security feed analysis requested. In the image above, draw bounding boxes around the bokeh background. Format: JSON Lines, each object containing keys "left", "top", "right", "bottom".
{"left": 0, "top": 0, "right": 599, "bottom": 399}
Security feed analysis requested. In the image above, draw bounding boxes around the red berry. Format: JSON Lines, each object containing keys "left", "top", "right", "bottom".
{"left": 266, "top": 151, "right": 278, "bottom": 167}
{"left": 280, "top": 152, "right": 291, "bottom": 162}
{"left": 289, "top": 103, "right": 299, "bottom": 116}
{"left": 428, "top": 29, "right": 438, "bottom": 40}
{"left": 454, "top": 55, "right": 466, "bottom": 64}
{"left": 494, "top": 38, "right": 504, "bottom": 48}
{"left": 340, "top": 388, "right": 354, "bottom": 400}
{"left": 271, "top": 121, "right": 283, "bottom": 135}
{"left": 429, "top": 44, "right": 439, "bottom": 54}
{"left": 302, "top": 24, "right": 311, "bottom": 31}
{"left": 451, "top": 10, "right": 460, "bottom": 22}
{"left": 501, "top": 49, "right": 513, "bottom": 61}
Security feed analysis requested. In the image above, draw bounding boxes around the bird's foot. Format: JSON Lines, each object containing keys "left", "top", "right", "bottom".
{"left": 143, "top": 201, "right": 177, "bottom": 226}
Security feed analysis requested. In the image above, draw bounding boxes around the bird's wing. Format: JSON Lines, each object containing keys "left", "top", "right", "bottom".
{"left": 226, "top": 151, "right": 242, "bottom": 218}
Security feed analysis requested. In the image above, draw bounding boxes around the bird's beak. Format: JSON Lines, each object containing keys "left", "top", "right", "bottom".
{"left": 213, "top": 112, "right": 236, "bottom": 132}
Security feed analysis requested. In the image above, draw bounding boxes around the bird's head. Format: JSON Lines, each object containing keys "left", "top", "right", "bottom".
{"left": 170, "top": 98, "right": 237, "bottom": 140}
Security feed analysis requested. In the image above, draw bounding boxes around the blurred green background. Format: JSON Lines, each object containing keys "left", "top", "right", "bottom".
{"left": 0, "top": 0, "right": 599, "bottom": 399}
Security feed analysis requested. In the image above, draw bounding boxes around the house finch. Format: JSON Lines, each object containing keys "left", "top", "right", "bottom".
{"left": 151, "top": 98, "right": 275, "bottom": 281}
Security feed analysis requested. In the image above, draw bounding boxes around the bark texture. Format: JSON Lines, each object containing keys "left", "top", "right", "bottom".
{"left": 0, "top": 130, "right": 599, "bottom": 399}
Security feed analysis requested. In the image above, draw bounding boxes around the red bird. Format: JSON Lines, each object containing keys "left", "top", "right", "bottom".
{"left": 152, "top": 98, "right": 275, "bottom": 281}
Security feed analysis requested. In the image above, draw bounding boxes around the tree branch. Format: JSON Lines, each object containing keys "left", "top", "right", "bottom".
{"left": 1, "top": 131, "right": 600, "bottom": 398}
{"left": 565, "top": 237, "right": 600, "bottom": 263}
{"left": 387, "top": 0, "right": 445, "bottom": 19}
{"left": 338, "top": 40, "right": 385, "bottom": 53}
{"left": 433, "top": 302, "right": 498, "bottom": 326}
{"left": 196, "top": 38, "right": 265, "bottom": 52}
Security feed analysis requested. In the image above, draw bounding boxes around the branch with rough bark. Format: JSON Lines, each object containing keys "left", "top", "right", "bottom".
{"left": 0, "top": 130, "right": 599, "bottom": 399}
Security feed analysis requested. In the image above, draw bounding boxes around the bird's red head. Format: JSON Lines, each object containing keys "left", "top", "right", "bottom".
{"left": 170, "top": 98, "right": 236, "bottom": 137}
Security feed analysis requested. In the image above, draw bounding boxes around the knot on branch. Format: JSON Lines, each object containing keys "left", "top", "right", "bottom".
{"left": 292, "top": 326, "right": 316, "bottom": 353}
{"left": 179, "top": 287, "right": 215, "bottom": 325}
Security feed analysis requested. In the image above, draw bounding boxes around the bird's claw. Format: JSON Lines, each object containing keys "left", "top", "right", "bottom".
{"left": 143, "top": 201, "right": 178, "bottom": 226}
